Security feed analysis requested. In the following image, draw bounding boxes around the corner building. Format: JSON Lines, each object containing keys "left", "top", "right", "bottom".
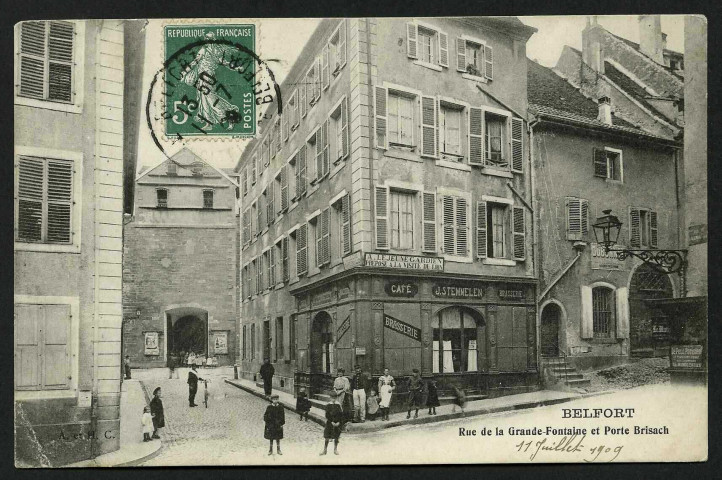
{"left": 236, "top": 18, "right": 539, "bottom": 406}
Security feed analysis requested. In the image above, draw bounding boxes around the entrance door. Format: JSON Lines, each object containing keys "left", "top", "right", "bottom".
{"left": 309, "top": 312, "right": 333, "bottom": 394}
{"left": 540, "top": 304, "right": 561, "bottom": 357}
{"left": 171, "top": 315, "right": 207, "bottom": 358}
{"left": 629, "top": 264, "right": 674, "bottom": 356}
{"left": 263, "top": 320, "right": 271, "bottom": 361}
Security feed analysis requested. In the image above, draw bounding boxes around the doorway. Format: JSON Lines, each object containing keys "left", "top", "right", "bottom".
{"left": 629, "top": 264, "right": 674, "bottom": 356}
{"left": 165, "top": 306, "right": 209, "bottom": 365}
{"left": 310, "top": 311, "right": 333, "bottom": 375}
{"left": 540, "top": 303, "right": 561, "bottom": 357}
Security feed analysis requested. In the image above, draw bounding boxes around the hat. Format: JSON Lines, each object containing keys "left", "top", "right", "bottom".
{"left": 153, "top": 387, "right": 161, "bottom": 395}
{"left": 270, "top": 394, "right": 279, "bottom": 400}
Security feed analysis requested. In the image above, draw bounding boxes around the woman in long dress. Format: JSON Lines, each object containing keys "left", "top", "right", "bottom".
{"left": 377, "top": 368, "right": 395, "bottom": 421}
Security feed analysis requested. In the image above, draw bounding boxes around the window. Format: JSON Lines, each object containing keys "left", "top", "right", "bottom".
{"left": 329, "top": 97, "right": 349, "bottom": 164}
{"left": 275, "top": 317, "right": 284, "bottom": 361}
{"left": 281, "top": 236, "right": 290, "bottom": 282}
{"left": 477, "top": 201, "right": 526, "bottom": 261}
{"left": 294, "top": 145, "right": 307, "bottom": 199}
{"left": 456, "top": 37, "right": 492, "bottom": 80}
{"left": 17, "top": 21, "right": 75, "bottom": 104}
{"left": 439, "top": 103, "right": 464, "bottom": 159}
{"left": 289, "top": 90, "right": 299, "bottom": 132}
{"left": 630, "top": 207, "right": 658, "bottom": 248}
{"left": 155, "top": 188, "right": 168, "bottom": 209}
{"left": 203, "top": 190, "right": 214, "bottom": 209}
{"left": 465, "top": 42, "right": 484, "bottom": 77}
{"left": 265, "top": 183, "right": 274, "bottom": 226}
{"left": 242, "top": 264, "right": 250, "bottom": 299}
{"left": 315, "top": 208, "right": 331, "bottom": 267}
{"left": 329, "top": 21, "right": 347, "bottom": 76}
{"left": 406, "top": 22, "right": 448, "bottom": 68}
{"left": 307, "top": 61, "right": 320, "bottom": 106}
{"left": 418, "top": 27, "right": 437, "bottom": 65}
{"left": 441, "top": 195, "right": 469, "bottom": 257}
{"left": 592, "top": 287, "right": 614, "bottom": 338}
{"left": 432, "top": 308, "right": 479, "bottom": 373}
{"left": 593, "top": 148, "right": 623, "bottom": 181}
{"left": 296, "top": 224, "right": 308, "bottom": 276}
{"left": 16, "top": 155, "right": 74, "bottom": 244}
{"left": 387, "top": 92, "right": 415, "bottom": 147}
{"left": 485, "top": 113, "right": 507, "bottom": 166}
{"left": 268, "top": 246, "right": 276, "bottom": 288}
{"left": 167, "top": 162, "right": 177, "bottom": 175}
{"left": 566, "top": 197, "right": 589, "bottom": 241}
{"left": 311, "top": 123, "right": 329, "bottom": 181}
{"left": 259, "top": 253, "right": 267, "bottom": 292}
{"left": 242, "top": 325, "right": 247, "bottom": 359}
{"left": 390, "top": 191, "right": 414, "bottom": 250}
{"left": 250, "top": 323, "right": 256, "bottom": 360}
{"left": 242, "top": 208, "right": 251, "bottom": 245}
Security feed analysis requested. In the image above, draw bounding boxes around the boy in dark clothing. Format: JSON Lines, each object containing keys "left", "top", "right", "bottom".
{"left": 187, "top": 366, "right": 204, "bottom": 407}
{"left": 264, "top": 394, "right": 285, "bottom": 455}
{"left": 406, "top": 369, "right": 425, "bottom": 419}
{"left": 149, "top": 387, "right": 164, "bottom": 439}
{"left": 296, "top": 388, "right": 312, "bottom": 421}
{"left": 426, "top": 380, "right": 440, "bottom": 415}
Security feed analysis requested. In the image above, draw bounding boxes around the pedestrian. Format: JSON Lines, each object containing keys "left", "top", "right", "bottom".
{"left": 366, "top": 388, "right": 380, "bottom": 421}
{"left": 320, "top": 391, "right": 343, "bottom": 455}
{"left": 406, "top": 369, "right": 425, "bottom": 419}
{"left": 168, "top": 353, "right": 178, "bottom": 379}
{"left": 332, "top": 368, "right": 351, "bottom": 429}
{"left": 350, "top": 365, "right": 369, "bottom": 423}
{"left": 149, "top": 387, "right": 164, "bottom": 439}
{"left": 426, "top": 380, "right": 440, "bottom": 415}
{"left": 263, "top": 394, "right": 285, "bottom": 455}
{"left": 124, "top": 355, "right": 131, "bottom": 379}
{"left": 259, "top": 358, "right": 275, "bottom": 397}
{"left": 187, "top": 365, "right": 204, "bottom": 407}
{"left": 141, "top": 406, "right": 153, "bottom": 442}
{"left": 451, "top": 384, "right": 466, "bottom": 414}
{"left": 378, "top": 367, "right": 396, "bottom": 421}
{"left": 188, "top": 352, "right": 196, "bottom": 368}
{"left": 296, "top": 388, "right": 312, "bottom": 422}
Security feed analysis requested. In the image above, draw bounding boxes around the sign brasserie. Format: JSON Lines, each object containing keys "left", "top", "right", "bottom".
{"left": 365, "top": 253, "right": 443, "bottom": 271}
{"left": 384, "top": 314, "right": 421, "bottom": 342}
{"left": 337, "top": 314, "right": 351, "bottom": 341}
{"left": 432, "top": 283, "right": 484, "bottom": 299}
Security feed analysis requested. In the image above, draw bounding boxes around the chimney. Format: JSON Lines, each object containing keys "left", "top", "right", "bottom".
{"left": 582, "top": 16, "right": 604, "bottom": 72}
{"left": 638, "top": 15, "right": 665, "bottom": 64}
{"left": 598, "top": 96, "right": 612, "bottom": 125}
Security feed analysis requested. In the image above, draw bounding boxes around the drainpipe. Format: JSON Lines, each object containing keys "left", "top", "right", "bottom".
{"left": 529, "top": 118, "right": 540, "bottom": 373}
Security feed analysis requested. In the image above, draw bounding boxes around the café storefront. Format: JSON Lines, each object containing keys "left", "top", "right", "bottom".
{"left": 292, "top": 253, "right": 539, "bottom": 403}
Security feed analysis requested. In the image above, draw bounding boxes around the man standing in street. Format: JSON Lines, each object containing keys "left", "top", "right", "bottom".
{"left": 260, "top": 358, "right": 275, "bottom": 397}
{"left": 187, "top": 365, "right": 204, "bottom": 407}
{"left": 124, "top": 355, "right": 131, "bottom": 379}
{"left": 351, "top": 365, "right": 369, "bottom": 423}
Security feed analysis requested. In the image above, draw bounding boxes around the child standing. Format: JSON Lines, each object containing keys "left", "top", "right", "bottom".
{"left": 141, "top": 406, "right": 153, "bottom": 442}
{"left": 451, "top": 385, "right": 467, "bottom": 414}
{"left": 296, "top": 388, "right": 312, "bottom": 421}
{"left": 426, "top": 380, "right": 440, "bottom": 415}
{"left": 321, "top": 392, "right": 343, "bottom": 455}
{"left": 264, "top": 394, "right": 285, "bottom": 455}
{"left": 366, "top": 389, "right": 380, "bottom": 421}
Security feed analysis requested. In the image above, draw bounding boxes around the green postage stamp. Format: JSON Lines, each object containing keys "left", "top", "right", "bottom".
{"left": 163, "top": 24, "right": 256, "bottom": 137}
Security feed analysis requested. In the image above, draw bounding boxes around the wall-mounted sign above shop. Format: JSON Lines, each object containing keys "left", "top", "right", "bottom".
{"left": 365, "top": 253, "right": 443, "bottom": 271}
{"left": 498, "top": 287, "right": 525, "bottom": 300}
{"left": 384, "top": 281, "right": 418, "bottom": 297}
{"left": 384, "top": 314, "right": 421, "bottom": 342}
{"left": 337, "top": 314, "right": 351, "bottom": 341}
{"left": 432, "top": 283, "right": 484, "bottom": 299}
{"left": 591, "top": 243, "right": 626, "bottom": 270}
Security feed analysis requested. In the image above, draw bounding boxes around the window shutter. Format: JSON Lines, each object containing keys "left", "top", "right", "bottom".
{"left": 243, "top": 209, "right": 249, "bottom": 244}
{"left": 322, "top": 119, "right": 330, "bottom": 175}
{"left": 580, "top": 286, "right": 593, "bottom": 339}
{"left": 267, "top": 183, "right": 274, "bottom": 226}
{"left": 629, "top": 207, "right": 641, "bottom": 247}
{"left": 14, "top": 304, "right": 41, "bottom": 389}
{"left": 280, "top": 166, "right": 288, "bottom": 211}
{"left": 322, "top": 44, "right": 330, "bottom": 90}
{"left": 341, "top": 97, "right": 349, "bottom": 159}
{"left": 269, "top": 247, "right": 276, "bottom": 287}
{"left": 650, "top": 211, "right": 658, "bottom": 248}
{"left": 484, "top": 45, "right": 493, "bottom": 80}
{"left": 241, "top": 168, "right": 247, "bottom": 196}
{"left": 456, "top": 37, "right": 466, "bottom": 72}
{"left": 512, "top": 206, "right": 526, "bottom": 260}
{"left": 374, "top": 86, "right": 388, "bottom": 149}
{"left": 282, "top": 236, "right": 290, "bottom": 282}
{"left": 297, "top": 224, "right": 308, "bottom": 275}
{"left": 422, "top": 192, "right": 437, "bottom": 253}
{"left": 468, "top": 107, "right": 484, "bottom": 165}
{"left": 42, "top": 304, "right": 71, "bottom": 389}
{"left": 315, "top": 129, "right": 324, "bottom": 181}
{"left": 375, "top": 186, "right": 389, "bottom": 250}
{"left": 322, "top": 208, "right": 331, "bottom": 265}
{"left": 274, "top": 121, "right": 281, "bottom": 160}
{"left": 316, "top": 216, "right": 323, "bottom": 267}
{"left": 510, "top": 118, "right": 524, "bottom": 173}
{"left": 342, "top": 193, "right": 352, "bottom": 255}
{"left": 593, "top": 148, "right": 608, "bottom": 178}
{"left": 315, "top": 57, "right": 322, "bottom": 100}
{"left": 455, "top": 197, "right": 469, "bottom": 256}
{"left": 616, "top": 287, "right": 629, "bottom": 339}
{"left": 282, "top": 107, "right": 289, "bottom": 142}
{"left": 442, "top": 195, "right": 455, "bottom": 254}
{"left": 300, "top": 82, "right": 307, "bottom": 118}
{"left": 291, "top": 90, "right": 298, "bottom": 129}
{"left": 251, "top": 154, "right": 257, "bottom": 184}
{"left": 421, "top": 95, "right": 437, "bottom": 157}
{"left": 19, "top": 22, "right": 46, "bottom": 100}
{"left": 476, "top": 201, "right": 487, "bottom": 258}
{"left": 581, "top": 200, "right": 589, "bottom": 237}
{"left": 406, "top": 23, "right": 418, "bottom": 59}
{"left": 296, "top": 145, "right": 307, "bottom": 197}
{"left": 566, "top": 198, "right": 582, "bottom": 241}
{"left": 17, "top": 156, "right": 44, "bottom": 242}
{"left": 337, "top": 20, "right": 347, "bottom": 68}
{"left": 438, "top": 32, "right": 449, "bottom": 67}
{"left": 256, "top": 199, "right": 262, "bottom": 234}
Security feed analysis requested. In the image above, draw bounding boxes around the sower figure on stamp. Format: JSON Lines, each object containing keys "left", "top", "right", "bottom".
{"left": 187, "top": 365, "right": 204, "bottom": 407}
{"left": 260, "top": 358, "right": 275, "bottom": 397}
{"left": 406, "top": 369, "right": 425, "bottom": 419}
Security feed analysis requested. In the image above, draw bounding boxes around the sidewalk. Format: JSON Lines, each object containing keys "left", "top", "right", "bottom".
{"left": 66, "top": 379, "right": 161, "bottom": 467}
{"left": 225, "top": 377, "right": 609, "bottom": 433}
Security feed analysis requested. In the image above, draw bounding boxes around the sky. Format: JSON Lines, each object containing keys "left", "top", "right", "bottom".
{"left": 135, "top": 15, "right": 685, "bottom": 173}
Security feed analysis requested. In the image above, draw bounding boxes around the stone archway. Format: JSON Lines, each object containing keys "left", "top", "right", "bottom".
{"left": 310, "top": 311, "right": 333, "bottom": 375}
{"left": 165, "top": 305, "right": 209, "bottom": 364}
{"left": 629, "top": 263, "right": 674, "bottom": 356}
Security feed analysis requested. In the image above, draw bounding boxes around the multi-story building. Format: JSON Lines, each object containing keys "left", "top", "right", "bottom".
{"left": 122, "top": 148, "right": 240, "bottom": 368}
{"left": 236, "top": 17, "right": 538, "bottom": 405}
{"left": 14, "top": 20, "right": 144, "bottom": 466}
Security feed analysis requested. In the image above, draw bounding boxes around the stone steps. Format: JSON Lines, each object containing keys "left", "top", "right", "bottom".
{"left": 543, "top": 357, "right": 590, "bottom": 388}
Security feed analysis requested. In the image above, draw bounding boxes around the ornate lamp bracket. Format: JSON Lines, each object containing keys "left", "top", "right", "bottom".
{"left": 608, "top": 247, "right": 688, "bottom": 275}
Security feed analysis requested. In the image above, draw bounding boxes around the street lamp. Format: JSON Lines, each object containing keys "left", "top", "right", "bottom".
{"left": 592, "top": 209, "right": 687, "bottom": 275}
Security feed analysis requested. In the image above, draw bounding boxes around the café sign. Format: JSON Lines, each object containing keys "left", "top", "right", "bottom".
{"left": 384, "top": 281, "right": 418, "bottom": 297}
{"left": 432, "top": 283, "right": 484, "bottom": 299}
{"left": 365, "top": 253, "right": 443, "bottom": 271}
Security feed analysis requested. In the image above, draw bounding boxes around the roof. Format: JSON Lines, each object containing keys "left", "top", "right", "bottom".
{"left": 136, "top": 147, "right": 239, "bottom": 186}
{"left": 606, "top": 32, "right": 684, "bottom": 81}
{"left": 602, "top": 61, "right": 677, "bottom": 120}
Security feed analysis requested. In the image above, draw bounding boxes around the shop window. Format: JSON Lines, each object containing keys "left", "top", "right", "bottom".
{"left": 593, "top": 147, "right": 623, "bottom": 181}
{"left": 390, "top": 190, "right": 414, "bottom": 250}
{"left": 592, "top": 286, "right": 614, "bottom": 338}
{"left": 432, "top": 308, "right": 479, "bottom": 373}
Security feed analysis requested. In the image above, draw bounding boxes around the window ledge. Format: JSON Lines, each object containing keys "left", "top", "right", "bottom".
{"left": 384, "top": 149, "right": 423, "bottom": 163}
{"left": 480, "top": 167, "right": 513, "bottom": 178}
{"left": 15, "top": 242, "right": 81, "bottom": 254}
{"left": 288, "top": 202, "right": 298, "bottom": 213}
{"left": 605, "top": 178, "right": 624, "bottom": 185}
{"left": 590, "top": 337, "right": 620, "bottom": 344}
{"left": 482, "top": 258, "right": 517, "bottom": 266}
{"left": 436, "top": 159, "right": 471, "bottom": 172}
{"left": 443, "top": 255, "right": 473, "bottom": 264}
{"left": 330, "top": 161, "right": 346, "bottom": 180}
{"left": 15, "top": 390, "right": 79, "bottom": 402}
{"left": 413, "top": 60, "right": 443, "bottom": 72}
{"left": 15, "top": 96, "right": 83, "bottom": 114}
{"left": 461, "top": 73, "right": 489, "bottom": 83}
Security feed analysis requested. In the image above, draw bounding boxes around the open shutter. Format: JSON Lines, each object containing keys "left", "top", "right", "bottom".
{"left": 322, "top": 119, "right": 330, "bottom": 175}
{"left": 593, "top": 148, "right": 608, "bottom": 178}
{"left": 297, "top": 224, "right": 308, "bottom": 275}
{"left": 406, "top": 23, "right": 418, "bottom": 59}
{"left": 322, "top": 208, "right": 331, "bottom": 265}
{"left": 315, "top": 129, "right": 324, "bottom": 181}
{"left": 456, "top": 198, "right": 469, "bottom": 256}
{"left": 280, "top": 166, "right": 288, "bottom": 211}
{"left": 322, "top": 44, "right": 330, "bottom": 90}
{"left": 421, "top": 95, "right": 437, "bottom": 157}
{"left": 267, "top": 183, "right": 274, "bottom": 226}
{"left": 616, "top": 287, "right": 630, "bottom": 339}
{"left": 374, "top": 86, "right": 388, "bottom": 149}
{"left": 629, "top": 207, "right": 641, "bottom": 247}
{"left": 296, "top": 145, "right": 307, "bottom": 197}
{"left": 580, "top": 286, "right": 593, "bottom": 339}
{"left": 456, "top": 37, "right": 466, "bottom": 72}
{"left": 476, "top": 201, "right": 487, "bottom": 259}
{"left": 282, "top": 236, "right": 290, "bottom": 282}
{"left": 422, "top": 192, "right": 437, "bottom": 253}
{"left": 42, "top": 304, "right": 71, "bottom": 389}
{"left": 300, "top": 82, "right": 307, "bottom": 118}
{"left": 581, "top": 200, "right": 589, "bottom": 237}
{"left": 269, "top": 247, "right": 276, "bottom": 287}
{"left": 484, "top": 44, "right": 493, "bottom": 80}
{"left": 512, "top": 207, "right": 526, "bottom": 260}
{"left": 438, "top": 31, "right": 449, "bottom": 67}
{"left": 442, "top": 195, "right": 455, "bottom": 254}
{"left": 256, "top": 199, "right": 263, "bottom": 233}
{"left": 291, "top": 90, "right": 299, "bottom": 129}
{"left": 251, "top": 154, "right": 257, "bottom": 184}
{"left": 510, "top": 118, "right": 524, "bottom": 173}
{"left": 342, "top": 193, "right": 352, "bottom": 255}
{"left": 375, "top": 186, "right": 389, "bottom": 250}
{"left": 566, "top": 198, "right": 581, "bottom": 241}
{"left": 337, "top": 20, "right": 347, "bottom": 68}
{"left": 17, "top": 156, "right": 44, "bottom": 242}
{"left": 468, "top": 107, "right": 484, "bottom": 165}
{"left": 340, "top": 97, "right": 349, "bottom": 159}
{"left": 649, "top": 211, "right": 658, "bottom": 248}
{"left": 19, "top": 22, "right": 47, "bottom": 100}
{"left": 14, "top": 304, "right": 41, "bottom": 389}
{"left": 315, "top": 57, "right": 322, "bottom": 100}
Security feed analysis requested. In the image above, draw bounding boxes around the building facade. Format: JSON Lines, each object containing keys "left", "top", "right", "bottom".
{"left": 236, "top": 17, "right": 539, "bottom": 405}
{"left": 14, "top": 20, "right": 143, "bottom": 466}
{"left": 122, "top": 148, "right": 240, "bottom": 368}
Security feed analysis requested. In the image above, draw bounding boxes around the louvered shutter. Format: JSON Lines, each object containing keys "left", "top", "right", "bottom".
{"left": 266, "top": 183, "right": 274, "bottom": 226}
{"left": 322, "top": 44, "right": 330, "bottom": 90}
{"left": 251, "top": 153, "right": 257, "bottom": 184}
{"left": 456, "top": 37, "right": 466, "bottom": 72}
{"left": 468, "top": 107, "right": 484, "bottom": 165}
{"left": 17, "top": 157, "right": 44, "bottom": 242}
{"left": 476, "top": 201, "right": 487, "bottom": 258}
{"left": 300, "top": 82, "right": 307, "bottom": 118}
{"left": 337, "top": 20, "right": 347, "bottom": 68}
{"left": 629, "top": 207, "right": 641, "bottom": 247}
{"left": 593, "top": 148, "right": 608, "bottom": 178}
{"left": 375, "top": 186, "right": 389, "bottom": 250}
{"left": 374, "top": 86, "right": 388, "bottom": 149}
{"left": 315, "top": 128, "right": 324, "bottom": 181}
{"left": 456, "top": 198, "right": 469, "bottom": 256}
{"left": 422, "top": 192, "right": 437, "bottom": 252}
{"left": 275, "top": 121, "right": 281, "bottom": 160}
{"left": 280, "top": 165, "right": 289, "bottom": 211}
{"left": 484, "top": 45, "right": 493, "bottom": 80}
{"left": 580, "top": 286, "right": 593, "bottom": 339}
{"left": 421, "top": 96, "right": 437, "bottom": 157}
{"left": 340, "top": 97, "right": 349, "bottom": 159}
{"left": 296, "top": 145, "right": 307, "bottom": 197}
{"left": 14, "top": 304, "right": 40, "bottom": 389}
{"left": 406, "top": 23, "right": 418, "bottom": 59}
{"left": 46, "top": 159, "right": 72, "bottom": 243}
{"left": 242, "top": 209, "right": 248, "bottom": 244}
{"left": 315, "top": 57, "right": 322, "bottom": 100}
{"left": 290, "top": 90, "right": 298, "bottom": 129}
{"left": 269, "top": 247, "right": 276, "bottom": 287}
{"left": 650, "top": 210, "right": 658, "bottom": 248}
{"left": 19, "top": 22, "right": 46, "bottom": 100}
{"left": 41, "top": 304, "right": 71, "bottom": 389}
{"left": 512, "top": 207, "right": 526, "bottom": 260}
{"left": 442, "top": 195, "right": 455, "bottom": 254}
{"left": 297, "top": 224, "right": 308, "bottom": 275}
{"left": 241, "top": 168, "right": 248, "bottom": 196}
{"left": 282, "top": 106, "right": 289, "bottom": 142}
{"left": 342, "top": 193, "right": 352, "bottom": 255}
{"left": 581, "top": 199, "right": 589, "bottom": 237}
{"left": 322, "top": 208, "right": 331, "bottom": 265}
{"left": 282, "top": 236, "right": 290, "bottom": 282}
{"left": 511, "top": 118, "right": 524, "bottom": 173}
{"left": 322, "top": 119, "right": 330, "bottom": 175}
{"left": 566, "top": 198, "right": 582, "bottom": 241}
{"left": 256, "top": 200, "right": 262, "bottom": 234}
{"left": 438, "top": 32, "right": 449, "bottom": 67}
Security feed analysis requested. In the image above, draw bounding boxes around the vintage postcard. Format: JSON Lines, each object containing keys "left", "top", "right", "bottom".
{"left": 13, "top": 15, "right": 707, "bottom": 467}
